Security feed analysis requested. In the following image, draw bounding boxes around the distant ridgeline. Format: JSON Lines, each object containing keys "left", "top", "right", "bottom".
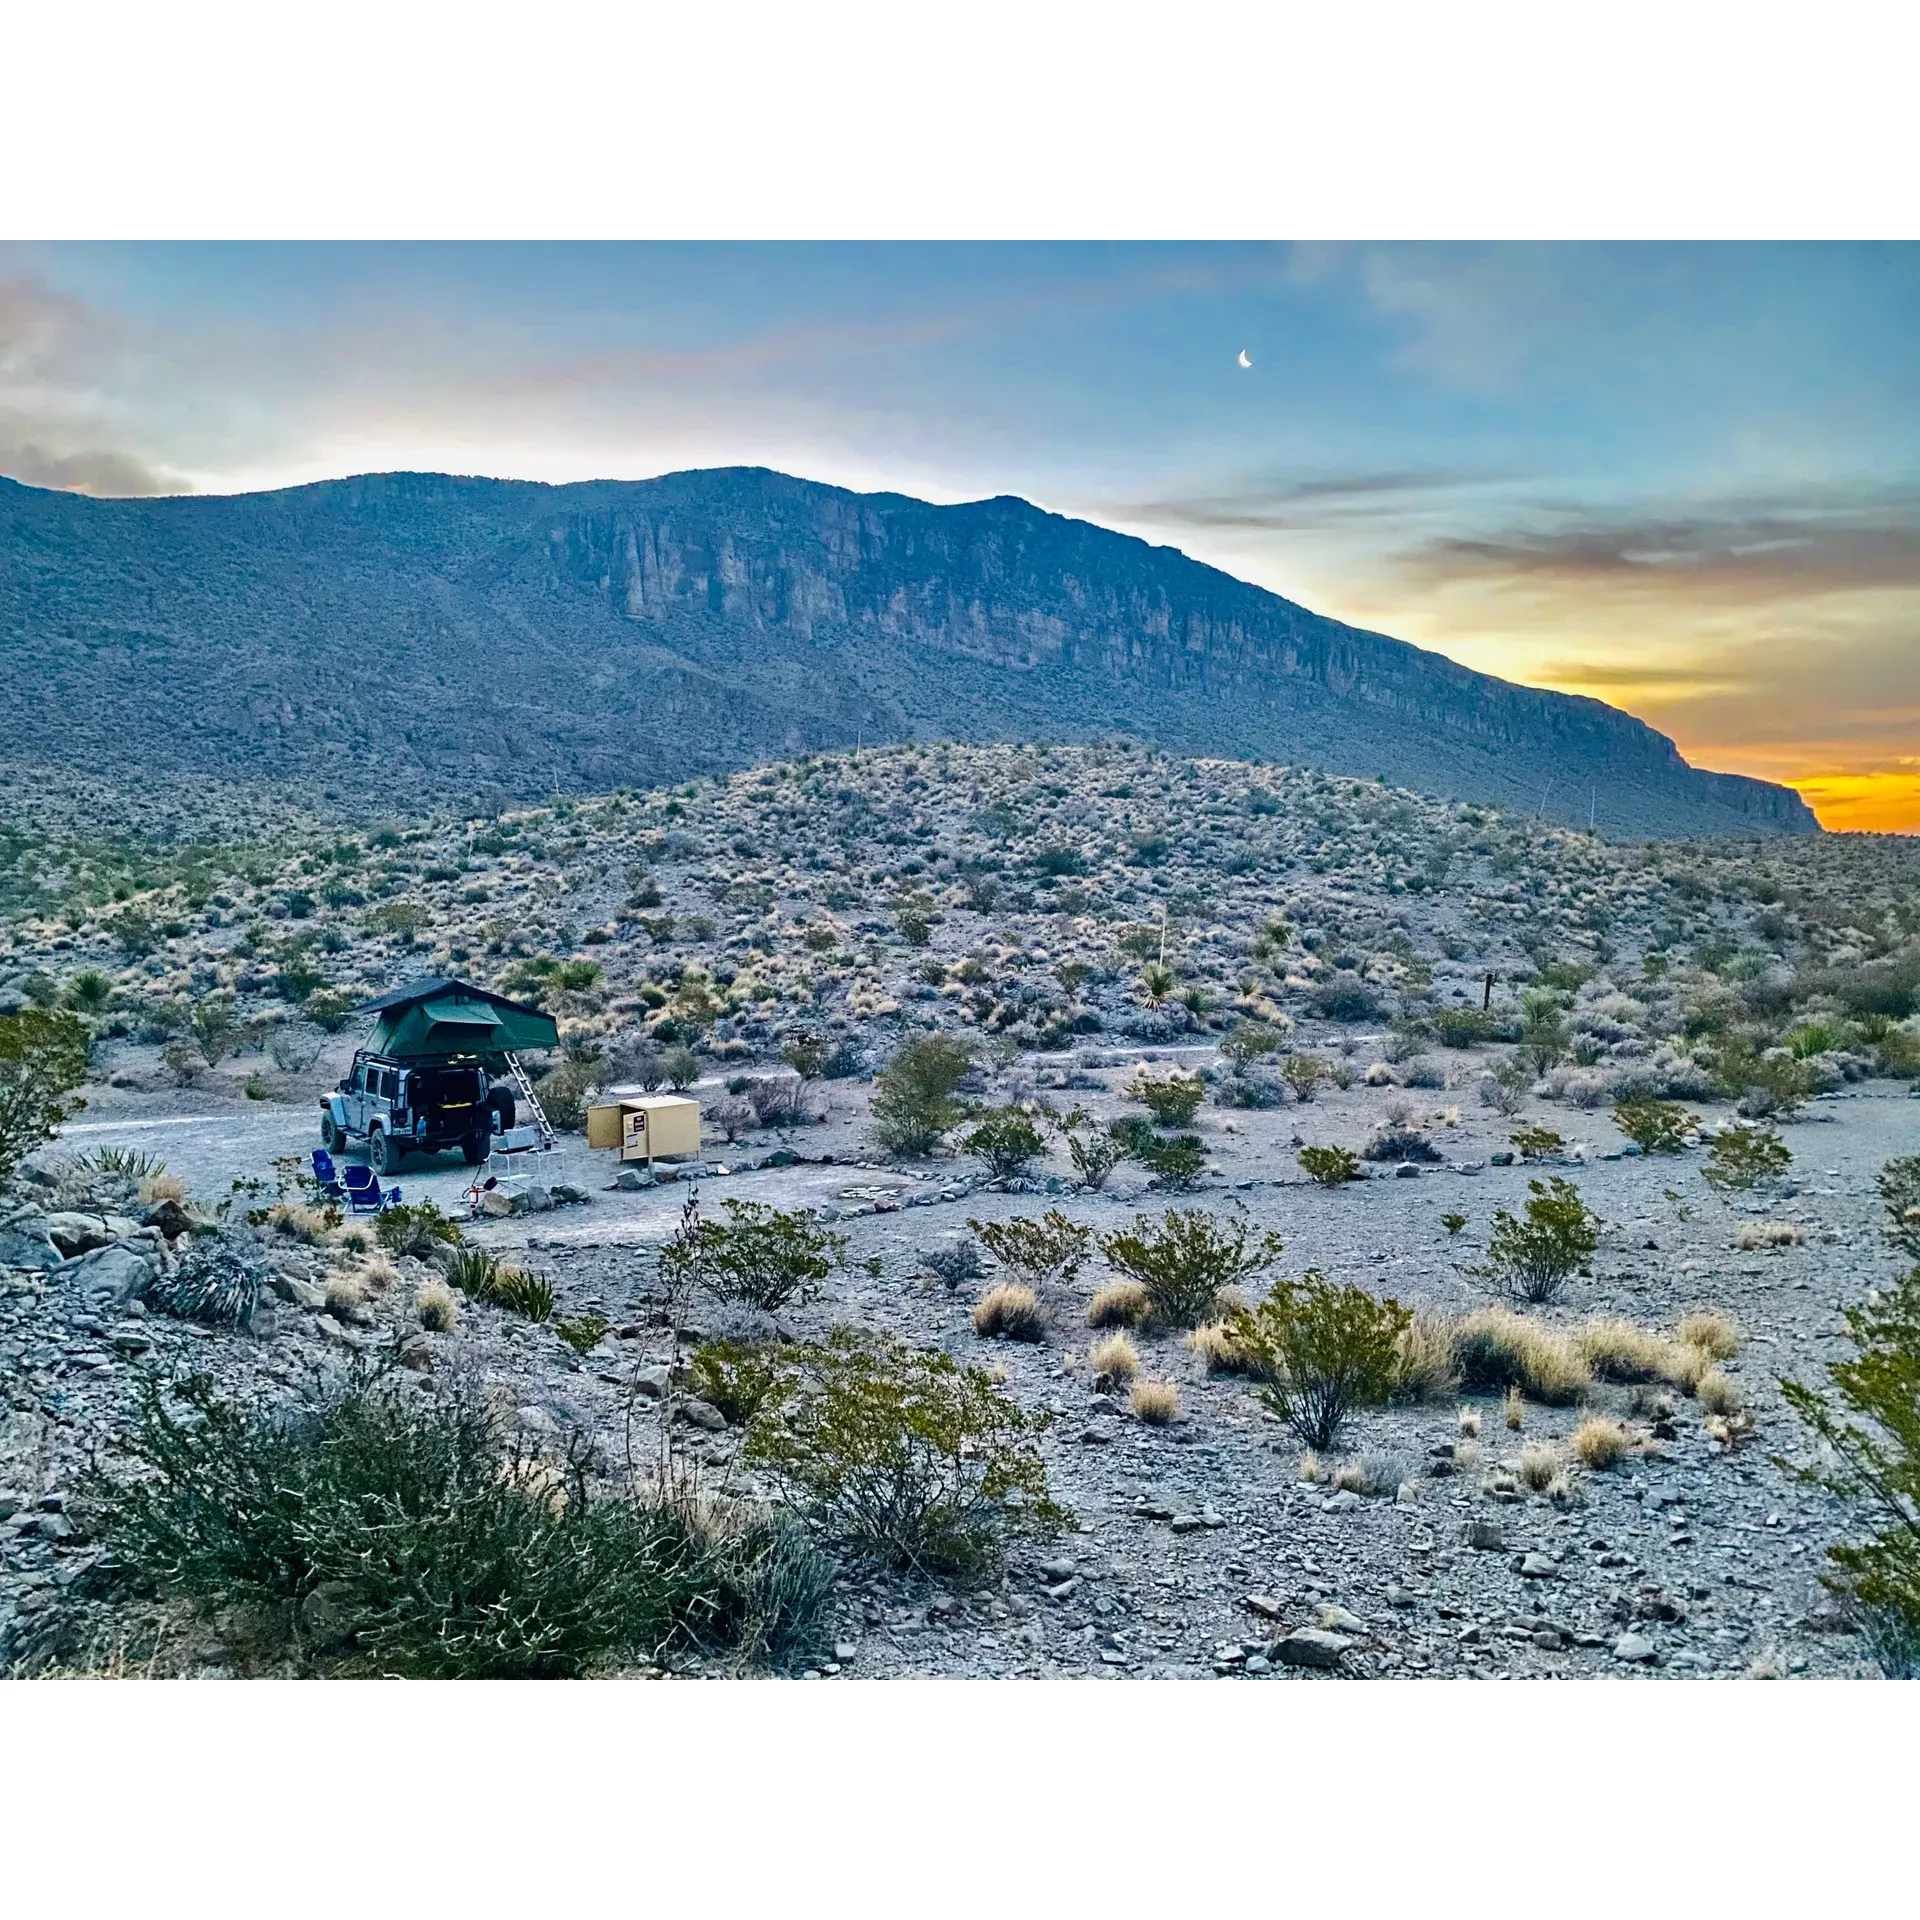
{"left": 0, "top": 466, "right": 1816, "bottom": 839}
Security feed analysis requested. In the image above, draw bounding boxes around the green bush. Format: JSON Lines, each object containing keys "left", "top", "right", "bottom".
{"left": 660, "top": 1044, "right": 700, "bottom": 1091}
{"left": 1613, "top": 1098, "right": 1696, "bottom": 1154}
{"left": 445, "top": 1247, "right": 503, "bottom": 1298}
{"left": 1126, "top": 1069, "right": 1205, "bottom": 1127}
{"left": 0, "top": 1008, "right": 89, "bottom": 1192}
{"left": 301, "top": 987, "right": 355, "bottom": 1032}
{"left": 1880, "top": 1157, "right": 1920, "bottom": 1263}
{"left": 1133, "top": 1130, "right": 1206, "bottom": 1190}
{"left": 689, "top": 1339, "right": 798, "bottom": 1427}
{"left": 969, "top": 1209, "right": 1092, "bottom": 1289}
{"left": 659, "top": 1198, "right": 847, "bottom": 1314}
{"left": 554, "top": 1312, "right": 610, "bottom": 1354}
{"left": 1434, "top": 1007, "right": 1493, "bottom": 1048}
{"left": 1703, "top": 1124, "right": 1792, "bottom": 1192}
{"left": 83, "top": 1370, "right": 751, "bottom": 1677}
{"left": 533, "top": 1057, "right": 601, "bottom": 1130}
{"left": 1219, "top": 1020, "right": 1288, "bottom": 1072}
{"left": 1476, "top": 1176, "right": 1600, "bottom": 1304}
{"left": 1781, "top": 1258, "right": 1920, "bottom": 1674}
{"left": 490, "top": 1265, "right": 555, "bottom": 1322}
{"left": 1224, "top": 1273, "right": 1412, "bottom": 1450}
{"left": 869, "top": 1034, "right": 974, "bottom": 1157}
{"left": 1097, "top": 1207, "right": 1284, "bottom": 1328}
{"left": 1279, "top": 1054, "right": 1326, "bottom": 1101}
{"left": 374, "top": 1199, "right": 463, "bottom": 1259}
{"left": 1705, "top": 1035, "right": 1817, "bottom": 1118}
{"left": 738, "top": 1329, "right": 1064, "bottom": 1580}
{"left": 1061, "top": 1107, "right": 1130, "bottom": 1189}
{"left": 962, "top": 1105, "right": 1048, "bottom": 1179}
{"left": 1297, "top": 1144, "right": 1361, "bottom": 1187}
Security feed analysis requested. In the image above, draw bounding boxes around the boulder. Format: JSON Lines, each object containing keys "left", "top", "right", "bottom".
{"left": 1272, "top": 1629, "right": 1353, "bottom": 1671}
{"left": 140, "top": 1197, "right": 194, "bottom": 1239}
{"left": 45, "top": 1212, "right": 143, "bottom": 1258}
{"left": 0, "top": 1214, "right": 61, "bottom": 1273}
{"left": 71, "top": 1243, "right": 156, "bottom": 1306}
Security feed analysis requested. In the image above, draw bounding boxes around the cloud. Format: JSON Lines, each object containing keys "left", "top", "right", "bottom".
{"left": 1398, "top": 483, "right": 1920, "bottom": 604}
{"left": 1092, "top": 467, "right": 1514, "bottom": 535}
{"left": 0, "top": 438, "right": 184, "bottom": 496}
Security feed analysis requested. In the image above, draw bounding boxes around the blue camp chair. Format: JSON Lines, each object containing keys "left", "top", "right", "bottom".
{"left": 311, "top": 1149, "right": 344, "bottom": 1200}
{"left": 342, "top": 1165, "right": 402, "bottom": 1213}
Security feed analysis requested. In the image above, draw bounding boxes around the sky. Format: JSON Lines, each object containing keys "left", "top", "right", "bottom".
{"left": 2, "top": 241, "right": 1916, "bottom": 831}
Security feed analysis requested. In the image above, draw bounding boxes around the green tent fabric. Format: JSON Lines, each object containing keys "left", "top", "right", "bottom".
{"left": 354, "top": 977, "right": 559, "bottom": 1061}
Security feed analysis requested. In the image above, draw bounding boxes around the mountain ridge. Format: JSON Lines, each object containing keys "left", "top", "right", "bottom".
{"left": 0, "top": 465, "right": 1817, "bottom": 838}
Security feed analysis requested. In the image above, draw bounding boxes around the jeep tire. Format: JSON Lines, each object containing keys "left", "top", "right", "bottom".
{"left": 370, "top": 1128, "right": 400, "bottom": 1175}
{"left": 462, "top": 1130, "right": 490, "bottom": 1166}
{"left": 320, "top": 1114, "right": 343, "bottom": 1153}
{"left": 486, "top": 1087, "right": 515, "bottom": 1134}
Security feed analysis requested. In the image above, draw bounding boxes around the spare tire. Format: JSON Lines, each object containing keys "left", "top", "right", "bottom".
{"left": 486, "top": 1086, "right": 515, "bottom": 1134}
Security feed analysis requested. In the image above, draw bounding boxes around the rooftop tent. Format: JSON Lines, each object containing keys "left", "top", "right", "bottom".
{"left": 352, "top": 977, "right": 559, "bottom": 1061}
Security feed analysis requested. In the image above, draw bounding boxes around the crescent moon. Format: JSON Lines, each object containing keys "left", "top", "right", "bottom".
{"left": 1237, "top": 348, "right": 1252, "bottom": 368}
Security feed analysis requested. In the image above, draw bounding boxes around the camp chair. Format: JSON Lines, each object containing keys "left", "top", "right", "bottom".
{"left": 311, "top": 1149, "right": 344, "bottom": 1200}
{"left": 342, "top": 1165, "right": 402, "bottom": 1213}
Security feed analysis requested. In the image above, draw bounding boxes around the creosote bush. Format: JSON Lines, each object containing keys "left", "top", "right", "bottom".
{"left": 0, "top": 1007, "right": 89, "bottom": 1192}
{"left": 1096, "top": 1207, "right": 1284, "bottom": 1329}
{"left": 1297, "top": 1144, "right": 1361, "bottom": 1188}
{"left": 962, "top": 1105, "right": 1049, "bottom": 1179}
{"left": 870, "top": 1033, "right": 975, "bottom": 1157}
{"left": 1126, "top": 1070, "right": 1205, "bottom": 1127}
{"left": 1613, "top": 1098, "right": 1697, "bottom": 1155}
{"left": 969, "top": 1210, "right": 1091, "bottom": 1290}
{"left": 1224, "top": 1272, "right": 1410, "bottom": 1450}
{"left": 374, "top": 1199, "right": 462, "bottom": 1259}
{"left": 659, "top": 1198, "right": 846, "bottom": 1314}
{"left": 85, "top": 1368, "right": 810, "bottom": 1677}
{"left": 736, "top": 1328, "right": 1065, "bottom": 1580}
{"left": 1703, "top": 1124, "right": 1792, "bottom": 1193}
{"left": 1476, "top": 1177, "right": 1600, "bottom": 1304}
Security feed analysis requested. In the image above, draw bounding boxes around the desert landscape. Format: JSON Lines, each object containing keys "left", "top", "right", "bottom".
{"left": 3, "top": 738, "right": 1915, "bottom": 1678}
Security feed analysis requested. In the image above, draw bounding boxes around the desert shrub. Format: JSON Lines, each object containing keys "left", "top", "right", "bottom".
{"left": 738, "top": 1329, "right": 1065, "bottom": 1579}
{"left": 1696, "top": 1367, "right": 1743, "bottom": 1416}
{"left": 1086, "top": 1279, "right": 1152, "bottom": 1329}
{"left": 1707, "top": 1036, "right": 1818, "bottom": 1118}
{"left": 1126, "top": 1069, "right": 1205, "bottom": 1127}
{"left": 1062, "top": 1111, "right": 1131, "bottom": 1189}
{"left": 972, "top": 1282, "right": 1045, "bottom": 1341}
{"left": 1677, "top": 1310, "right": 1740, "bottom": 1361}
{"left": 962, "top": 1105, "right": 1049, "bottom": 1179}
{"left": 1878, "top": 1156, "right": 1920, "bottom": 1262}
{"left": 532, "top": 1058, "right": 600, "bottom": 1131}
{"left": 1131, "top": 1130, "right": 1207, "bottom": 1190}
{"left": 1097, "top": 1207, "right": 1284, "bottom": 1329}
{"left": 970, "top": 1210, "right": 1091, "bottom": 1289}
{"left": 301, "top": 987, "right": 355, "bottom": 1032}
{"left": 1480, "top": 1055, "right": 1534, "bottom": 1116}
{"left": 1703, "top": 1123, "right": 1791, "bottom": 1192}
{"left": 1314, "top": 980, "right": 1379, "bottom": 1023}
{"left": 374, "top": 1199, "right": 462, "bottom": 1259}
{"left": 416, "top": 1281, "right": 459, "bottom": 1331}
{"left": 1509, "top": 1124, "right": 1564, "bottom": 1161}
{"left": 745, "top": 1071, "right": 812, "bottom": 1128}
{"left": 1223, "top": 1272, "right": 1411, "bottom": 1450}
{"left": 1434, "top": 1007, "right": 1492, "bottom": 1048}
{"left": 1734, "top": 1218, "right": 1803, "bottom": 1251}
{"left": 1392, "top": 1314, "right": 1461, "bottom": 1402}
{"left": 1451, "top": 1307, "right": 1590, "bottom": 1404}
{"left": 921, "top": 1239, "right": 984, "bottom": 1290}
{"left": 689, "top": 1340, "right": 798, "bottom": 1427}
{"left": 0, "top": 1008, "right": 89, "bottom": 1193}
{"left": 1298, "top": 1144, "right": 1361, "bottom": 1187}
{"left": 1186, "top": 1319, "right": 1267, "bottom": 1378}
{"left": 1614, "top": 1098, "right": 1696, "bottom": 1154}
{"left": 490, "top": 1265, "right": 555, "bottom": 1322}
{"left": 1280, "top": 1053, "right": 1327, "bottom": 1102}
{"left": 1130, "top": 1379, "right": 1181, "bottom": 1425}
{"left": 84, "top": 1369, "right": 766, "bottom": 1677}
{"left": 659, "top": 1198, "right": 846, "bottom": 1314}
{"left": 1442, "top": 1211, "right": 1468, "bottom": 1236}
{"left": 266, "top": 1201, "right": 332, "bottom": 1244}
{"left": 659, "top": 1045, "right": 700, "bottom": 1092}
{"left": 554, "top": 1312, "right": 610, "bottom": 1354}
{"left": 1476, "top": 1177, "right": 1600, "bottom": 1304}
{"left": 1219, "top": 1020, "right": 1289, "bottom": 1072}
{"left": 870, "top": 1033, "right": 975, "bottom": 1157}
{"left": 1362, "top": 1124, "right": 1440, "bottom": 1164}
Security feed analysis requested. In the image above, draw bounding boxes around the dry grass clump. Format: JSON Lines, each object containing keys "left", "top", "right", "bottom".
{"left": 1451, "top": 1306, "right": 1591, "bottom": 1404}
{"left": 138, "top": 1170, "right": 187, "bottom": 1205}
{"left": 1184, "top": 1318, "right": 1271, "bottom": 1378}
{"left": 972, "top": 1282, "right": 1045, "bottom": 1341}
{"left": 1516, "top": 1441, "right": 1563, "bottom": 1492}
{"left": 1331, "top": 1459, "right": 1367, "bottom": 1494}
{"left": 330, "top": 1222, "right": 377, "bottom": 1253}
{"left": 1575, "top": 1317, "right": 1700, "bottom": 1388}
{"left": 1392, "top": 1313, "right": 1460, "bottom": 1402}
{"left": 323, "top": 1274, "right": 367, "bottom": 1319}
{"left": 1696, "top": 1367, "right": 1744, "bottom": 1416}
{"left": 1504, "top": 1386, "right": 1526, "bottom": 1431}
{"left": 1677, "top": 1311, "right": 1739, "bottom": 1361}
{"left": 1733, "top": 1219, "right": 1803, "bottom": 1251}
{"left": 1086, "top": 1279, "right": 1152, "bottom": 1329}
{"left": 1453, "top": 1438, "right": 1482, "bottom": 1472}
{"left": 1297, "top": 1450, "right": 1322, "bottom": 1483}
{"left": 1130, "top": 1379, "right": 1181, "bottom": 1425}
{"left": 1569, "top": 1415, "right": 1632, "bottom": 1469}
{"left": 266, "top": 1201, "right": 330, "bottom": 1244}
{"left": 416, "top": 1280, "right": 459, "bottom": 1331}
{"left": 1458, "top": 1407, "right": 1481, "bottom": 1437}
{"left": 1090, "top": 1330, "right": 1140, "bottom": 1386}
{"left": 355, "top": 1253, "right": 403, "bottom": 1293}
